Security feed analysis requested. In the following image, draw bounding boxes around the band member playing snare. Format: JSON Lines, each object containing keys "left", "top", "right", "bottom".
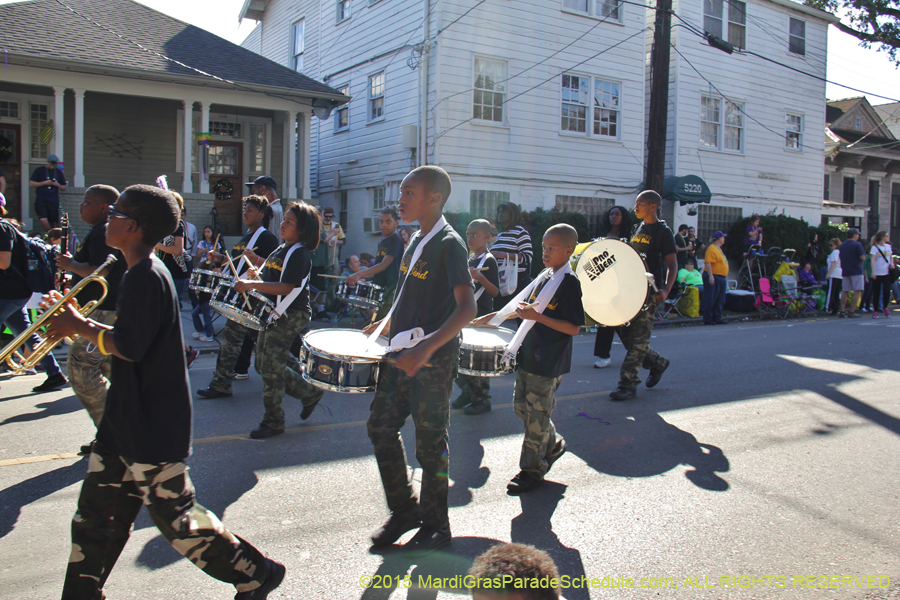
{"left": 346, "top": 207, "right": 403, "bottom": 320}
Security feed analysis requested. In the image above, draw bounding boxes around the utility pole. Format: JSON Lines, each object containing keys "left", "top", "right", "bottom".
{"left": 644, "top": 0, "right": 673, "bottom": 194}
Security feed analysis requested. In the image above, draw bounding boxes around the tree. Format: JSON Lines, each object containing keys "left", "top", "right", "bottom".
{"left": 804, "top": 0, "right": 900, "bottom": 65}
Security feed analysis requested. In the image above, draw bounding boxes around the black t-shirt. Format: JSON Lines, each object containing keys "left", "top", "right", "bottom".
{"left": 390, "top": 224, "right": 472, "bottom": 356}
{"left": 70, "top": 222, "right": 126, "bottom": 311}
{"left": 630, "top": 220, "right": 676, "bottom": 289}
{"left": 518, "top": 271, "right": 585, "bottom": 378}
{"left": 0, "top": 220, "right": 31, "bottom": 300}
{"left": 471, "top": 252, "right": 499, "bottom": 318}
{"left": 30, "top": 166, "right": 66, "bottom": 203}
{"left": 259, "top": 242, "right": 312, "bottom": 312}
{"left": 674, "top": 233, "right": 688, "bottom": 268}
{"left": 159, "top": 221, "right": 189, "bottom": 280}
{"left": 231, "top": 227, "right": 279, "bottom": 275}
{"left": 374, "top": 232, "right": 404, "bottom": 289}
{"left": 839, "top": 239, "right": 866, "bottom": 276}
{"left": 97, "top": 256, "right": 192, "bottom": 464}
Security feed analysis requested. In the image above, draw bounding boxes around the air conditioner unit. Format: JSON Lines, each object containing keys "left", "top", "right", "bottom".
{"left": 402, "top": 124, "right": 418, "bottom": 149}
{"left": 363, "top": 217, "right": 376, "bottom": 233}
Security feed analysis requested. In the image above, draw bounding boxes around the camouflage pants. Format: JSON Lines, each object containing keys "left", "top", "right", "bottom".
{"left": 367, "top": 345, "right": 457, "bottom": 530}
{"left": 209, "top": 318, "right": 258, "bottom": 393}
{"left": 255, "top": 309, "right": 323, "bottom": 430}
{"left": 61, "top": 441, "right": 267, "bottom": 600}
{"left": 454, "top": 374, "right": 491, "bottom": 407}
{"left": 513, "top": 370, "right": 564, "bottom": 477}
{"left": 67, "top": 309, "right": 116, "bottom": 428}
{"left": 616, "top": 299, "right": 666, "bottom": 390}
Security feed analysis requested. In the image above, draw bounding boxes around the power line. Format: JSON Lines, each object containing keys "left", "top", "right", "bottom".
{"left": 434, "top": 0, "right": 489, "bottom": 37}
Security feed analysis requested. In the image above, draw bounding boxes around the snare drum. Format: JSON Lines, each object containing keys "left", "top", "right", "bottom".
{"left": 458, "top": 326, "right": 516, "bottom": 377}
{"left": 572, "top": 238, "right": 649, "bottom": 326}
{"left": 336, "top": 280, "right": 384, "bottom": 309}
{"left": 189, "top": 268, "right": 229, "bottom": 294}
{"left": 209, "top": 280, "right": 276, "bottom": 331}
{"left": 300, "top": 329, "right": 389, "bottom": 393}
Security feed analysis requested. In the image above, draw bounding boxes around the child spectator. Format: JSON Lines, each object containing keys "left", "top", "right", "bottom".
{"left": 743, "top": 215, "right": 763, "bottom": 255}
{"left": 474, "top": 224, "right": 584, "bottom": 494}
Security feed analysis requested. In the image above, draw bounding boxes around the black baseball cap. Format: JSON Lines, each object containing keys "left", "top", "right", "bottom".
{"left": 847, "top": 227, "right": 860, "bottom": 236}
{"left": 245, "top": 175, "right": 277, "bottom": 191}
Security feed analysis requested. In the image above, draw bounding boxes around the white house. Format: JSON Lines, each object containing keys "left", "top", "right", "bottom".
{"left": 658, "top": 0, "right": 838, "bottom": 242}
{"left": 240, "top": 0, "right": 649, "bottom": 255}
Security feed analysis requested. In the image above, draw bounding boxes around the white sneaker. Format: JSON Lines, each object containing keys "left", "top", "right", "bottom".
{"left": 192, "top": 331, "right": 202, "bottom": 339}
{"left": 198, "top": 334, "right": 214, "bottom": 342}
{"left": 593, "top": 358, "right": 611, "bottom": 369}
{"left": 233, "top": 372, "right": 249, "bottom": 380}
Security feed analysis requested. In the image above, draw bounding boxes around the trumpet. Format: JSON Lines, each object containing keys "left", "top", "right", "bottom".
{"left": 1, "top": 255, "right": 117, "bottom": 374}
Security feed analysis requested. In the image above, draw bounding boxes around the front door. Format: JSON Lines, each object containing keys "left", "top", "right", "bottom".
{"left": 0, "top": 124, "right": 22, "bottom": 220}
{"left": 208, "top": 141, "right": 243, "bottom": 235}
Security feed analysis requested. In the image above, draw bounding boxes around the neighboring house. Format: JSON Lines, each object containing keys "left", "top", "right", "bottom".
{"left": 873, "top": 101, "right": 900, "bottom": 140}
{"left": 0, "top": 0, "right": 346, "bottom": 236}
{"left": 240, "top": 0, "right": 649, "bottom": 256}
{"left": 658, "top": 0, "right": 838, "bottom": 243}
{"left": 826, "top": 97, "right": 900, "bottom": 245}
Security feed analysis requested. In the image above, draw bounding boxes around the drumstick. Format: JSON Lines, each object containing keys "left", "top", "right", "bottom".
{"left": 222, "top": 252, "right": 253, "bottom": 308}
{"left": 320, "top": 274, "right": 348, "bottom": 279}
{"left": 497, "top": 301, "right": 539, "bottom": 320}
{"left": 472, "top": 267, "right": 490, "bottom": 271}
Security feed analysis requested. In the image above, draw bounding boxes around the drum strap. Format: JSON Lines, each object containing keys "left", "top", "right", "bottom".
{"left": 367, "top": 216, "right": 449, "bottom": 351}
{"left": 489, "top": 263, "right": 573, "bottom": 360}
{"left": 272, "top": 243, "right": 308, "bottom": 318}
{"left": 472, "top": 252, "right": 491, "bottom": 302}
{"left": 234, "top": 227, "right": 266, "bottom": 276}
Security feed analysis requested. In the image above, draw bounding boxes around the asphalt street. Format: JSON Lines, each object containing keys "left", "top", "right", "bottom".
{"left": 1, "top": 315, "right": 899, "bottom": 600}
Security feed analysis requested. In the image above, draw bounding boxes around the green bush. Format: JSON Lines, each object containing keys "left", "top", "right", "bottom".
{"left": 443, "top": 211, "right": 477, "bottom": 240}
{"left": 723, "top": 213, "right": 822, "bottom": 264}
{"left": 523, "top": 208, "right": 591, "bottom": 276}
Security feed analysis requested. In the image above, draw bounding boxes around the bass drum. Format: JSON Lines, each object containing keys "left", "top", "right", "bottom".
{"left": 572, "top": 238, "right": 649, "bottom": 326}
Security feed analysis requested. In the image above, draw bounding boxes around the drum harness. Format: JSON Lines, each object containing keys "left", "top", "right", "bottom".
{"left": 472, "top": 251, "right": 492, "bottom": 302}
{"left": 265, "top": 242, "right": 310, "bottom": 327}
{"left": 233, "top": 226, "right": 266, "bottom": 276}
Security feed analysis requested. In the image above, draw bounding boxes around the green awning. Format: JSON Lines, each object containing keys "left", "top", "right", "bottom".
{"left": 662, "top": 175, "right": 712, "bottom": 205}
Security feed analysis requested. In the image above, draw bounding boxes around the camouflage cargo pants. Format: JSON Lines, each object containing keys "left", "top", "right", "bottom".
{"left": 513, "top": 370, "right": 564, "bottom": 477}
{"left": 62, "top": 441, "right": 268, "bottom": 600}
{"left": 366, "top": 345, "right": 457, "bottom": 531}
{"left": 255, "top": 309, "right": 323, "bottom": 430}
{"left": 616, "top": 299, "right": 666, "bottom": 390}
{"left": 67, "top": 309, "right": 116, "bottom": 428}
{"left": 209, "top": 318, "right": 257, "bottom": 393}
{"left": 454, "top": 373, "right": 491, "bottom": 407}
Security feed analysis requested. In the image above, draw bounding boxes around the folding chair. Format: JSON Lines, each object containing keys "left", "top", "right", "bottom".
{"left": 758, "top": 278, "right": 790, "bottom": 319}
{"left": 780, "top": 274, "right": 818, "bottom": 317}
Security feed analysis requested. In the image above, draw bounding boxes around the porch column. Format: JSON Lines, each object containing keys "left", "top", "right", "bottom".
{"left": 284, "top": 111, "right": 298, "bottom": 200}
{"left": 52, "top": 86, "right": 65, "bottom": 162}
{"left": 73, "top": 89, "right": 86, "bottom": 188}
{"left": 299, "top": 112, "right": 311, "bottom": 200}
{"left": 199, "top": 102, "right": 210, "bottom": 194}
{"left": 182, "top": 100, "right": 194, "bottom": 194}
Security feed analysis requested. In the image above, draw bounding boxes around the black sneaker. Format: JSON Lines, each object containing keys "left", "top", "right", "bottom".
{"left": 838, "top": 311, "right": 846, "bottom": 318}
{"left": 250, "top": 424, "right": 285, "bottom": 439}
{"left": 402, "top": 525, "right": 452, "bottom": 557}
{"left": 197, "top": 386, "right": 232, "bottom": 399}
{"left": 645, "top": 357, "right": 670, "bottom": 388}
{"left": 234, "top": 558, "right": 285, "bottom": 600}
{"left": 545, "top": 439, "right": 567, "bottom": 474}
{"left": 451, "top": 394, "right": 472, "bottom": 410}
{"left": 300, "top": 395, "right": 323, "bottom": 420}
{"left": 33, "top": 372, "right": 67, "bottom": 393}
{"left": 371, "top": 508, "right": 422, "bottom": 547}
{"left": 463, "top": 403, "right": 491, "bottom": 415}
{"left": 609, "top": 386, "right": 637, "bottom": 401}
{"left": 506, "top": 470, "right": 544, "bottom": 495}
{"left": 78, "top": 441, "right": 94, "bottom": 456}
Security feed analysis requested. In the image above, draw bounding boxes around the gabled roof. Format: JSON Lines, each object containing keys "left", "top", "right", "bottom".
{"left": 0, "top": 0, "right": 346, "bottom": 101}
{"left": 826, "top": 97, "right": 894, "bottom": 139}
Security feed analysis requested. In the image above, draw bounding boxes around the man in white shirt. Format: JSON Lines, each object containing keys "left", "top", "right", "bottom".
{"left": 246, "top": 175, "right": 283, "bottom": 240}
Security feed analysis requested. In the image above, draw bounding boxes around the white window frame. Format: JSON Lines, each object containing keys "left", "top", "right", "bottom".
{"left": 334, "top": 84, "right": 350, "bottom": 133}
{"left": 472, "top": 56, "right": 508, "bottom": 126}
{"left": 704, "top": 0, "right": 746, "bottom": 49}
{"left": 372, "top": 185, "right": 385, "bottom": 217}
{"left": 699, "top": 95, "right": 744, "bottom": 154}
{"left": 559, "top": 73, "right": 621, "bottom": 140}
{"left": 336, "top": 0, "right": 351, "bottom": 24}
{"left": 29, "top": 102, "right": 50, "bottom": 160}
{"left": 291, "top": 19, "right": 305, "bottom": 72}
{"left": 788, "top": 17, "right": 806, "bottom": 56}
{"left": 561, "top": 0, "right": 623, "bottom": 23}
{"left": 368, "top": 71, "right": 385, "bottom": 123}
{"left": 785, "top": 112, "right": 803, "bottom": 151}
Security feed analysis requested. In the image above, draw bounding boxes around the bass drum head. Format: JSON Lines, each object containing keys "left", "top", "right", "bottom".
{"left": 574, "top": 239, "right": 648, "bottom": 326}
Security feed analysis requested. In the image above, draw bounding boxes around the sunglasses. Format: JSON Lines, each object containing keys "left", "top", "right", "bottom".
{"left": 108, "top": 206, "right": 141, "bottom": 228}
{"left": 323, "top": 214, "right": 334, "bottom": 219}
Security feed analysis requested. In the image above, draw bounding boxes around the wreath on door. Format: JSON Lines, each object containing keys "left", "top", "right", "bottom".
{"left": 212, "top": 178, "right": 234, "bottom": 201}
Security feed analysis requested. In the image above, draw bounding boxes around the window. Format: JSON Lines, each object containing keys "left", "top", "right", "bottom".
{"left": 368, "top": 72, "right": 385, "bottom": 122}
{"left": 335, "top": 85, "right": 350, "bottom": 132}
{"left": 785, "top": 113, "right": 803, "bottom": 150}
{"left": 210, "top": 121, "right": 242, "bottom": 138}
{"left": 470, "top": 190, "right": 509, "bottom": 219}
{"left": 336, "top": 0, "right": 351, "bottom": 23}
{"left": 704, "top": 0, "right": 746, "bottom": 48}
{"left": 338, "top": 190, "right": 349, "bottom": 232}
{"left": 30, "top": 103, "right": 49, "bottom": 159}
{"left": 561, "top": 74, "right": 620, "bottom": 139}
{"left": 823, "top": 174, "right": 830, "bottom": 200}
{"left": 292, "top": 20, "right": 305, "bottom": 72}
{"left": 855, "top": 118, "right": 862, "bottom": 130}
{"left": 0, "top": 100, "right": 18, "bottom": 119}
{"left": 372, "top": 186, "right": 385, "bottom": 215}
{"left": 697, "top": 205, "right": 742, "bottom": 245}
{"left": 562, "top": 0, "right": 622, "bottom": 21}
{"left": 843, "top": 177, "right": 855, "bottom": 204}
{"left": 700, "top": 95, "right": 743, "bottom": 152}
{"left": 789, "top": 17, "right": 805, "bottom": 56}
{"left": 250, "top": 124, "right": 265, "bottom": 174}
{"left": 473, "top": 58, "right": 507, "bottom": 123}
{"left": 556, "top": 195, "right": 614, "bottom": 230}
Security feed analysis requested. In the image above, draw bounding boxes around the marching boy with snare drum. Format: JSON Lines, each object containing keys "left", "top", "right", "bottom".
{"left": 609, "top": 190, "right": 676, "bottom": 402}
{"left": 197, "top": 195, "right": 278, "bottom": 398}
{"left": 473, "top": 224, "right": 584, "bottom": 495}
{"left": 346, "top": 207, "right": 404, "bottom": 320}
{"left": 45, "top": 185, "right": 285, "bottom": 600}
{"left": 452, "top": 219, "right": 500, "bottom": 415}
{"left": 365, "top": 166, "right": 476, "bottom": 556}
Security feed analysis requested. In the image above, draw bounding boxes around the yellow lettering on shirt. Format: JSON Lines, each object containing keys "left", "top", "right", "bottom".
{"left": 400, "top": 258, "right": 429, "bottom": 280}
{"left": 264, "top": 256, "right": 283, "bottom": 273}
{"left": 631, "top": 232, "right": 652, "bottom": 245}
